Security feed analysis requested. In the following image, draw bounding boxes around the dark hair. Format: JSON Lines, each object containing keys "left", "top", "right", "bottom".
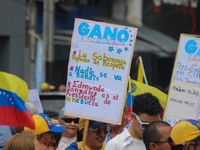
{"left": 132, "top": 92, "right": 162, "bottom": 115}
{"left": 143, "top": 121, "right": 171, "bottom": 150}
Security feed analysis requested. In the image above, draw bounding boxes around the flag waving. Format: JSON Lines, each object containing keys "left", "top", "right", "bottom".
{"left": 129, "top": 79, "right": 167, "bottom": 108}
{"left": 0, "top": 72, "right": 35, "bottom": 129}
{"left": 127, "top": 56, "right": 148, "bottom": 115}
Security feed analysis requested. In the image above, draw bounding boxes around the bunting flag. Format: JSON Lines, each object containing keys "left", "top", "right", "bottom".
{"left": 128, "top": 78, "right": 167, "bottom": 109}
{"left": 0, "top": 71, "right": 35, "bottom": 129}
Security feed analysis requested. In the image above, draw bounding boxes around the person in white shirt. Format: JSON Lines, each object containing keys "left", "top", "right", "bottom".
{"left": 105, "top": 92, "right": 163, "bottom": 150}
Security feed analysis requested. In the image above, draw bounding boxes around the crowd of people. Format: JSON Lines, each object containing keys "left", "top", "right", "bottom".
{"left": 1, "top": 92, "right": 200, "bottom": 150}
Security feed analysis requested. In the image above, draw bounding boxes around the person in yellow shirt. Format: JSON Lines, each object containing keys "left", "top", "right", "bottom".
{"left": 65, "top": 119, "right": 108, "bottom": 150}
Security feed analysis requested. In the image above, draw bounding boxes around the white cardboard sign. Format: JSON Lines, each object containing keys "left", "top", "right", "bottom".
{"left": 164, "top": 34, "right": 200, "bottom": 126}
{"left": 64, "top": 18, "right": 137, "bottom": 124}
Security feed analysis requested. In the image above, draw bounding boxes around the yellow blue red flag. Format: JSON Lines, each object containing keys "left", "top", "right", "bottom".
{"left": 127, "top": 56, "right": 148, "bottom": 116}
{"left": 128, "top": 78, "right": 167, "bottom": 108}
{"left": 0, "top": 71, "right": 35, "bottom": 129}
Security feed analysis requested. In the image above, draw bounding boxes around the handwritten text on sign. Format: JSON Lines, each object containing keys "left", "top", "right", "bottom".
{"left": 174, "top": 62, "right": 200, "bottom": 86}
{"left": 172, "top": 36, "right": 200, "bottom": 86}
{"left": 164, "top": 34, "right": 200, "bottom": 126}
{"left": 65, "top": 19, "right": 137, "bottom": 124}
{"left": 165, "top": 83, "right": 199, "bottom": 125}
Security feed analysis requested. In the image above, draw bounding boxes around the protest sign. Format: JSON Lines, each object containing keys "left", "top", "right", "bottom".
{"left": 64, "top": 18, "right": 137, "bottom": 124}
{"left": 163, "top": 34, "right": 200, "bottom": 126}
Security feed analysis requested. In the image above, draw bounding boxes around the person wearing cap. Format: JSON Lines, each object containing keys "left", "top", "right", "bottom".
{"left": 143, "top": 121, "right": 172, "bottom": 150}
{"left": 170, "top": 119, "right": 200, "bottom": 150}
{"left": 56, "top": 108, "right": 80, "bottom": 150}
{"left": 65, "top": 119, "right": 108, "bottom": 150}
{"left": 25, "top": 113, "right": 66, "bottom": 149}
{"left": 105, "top": 92, "right": 163, "bottom": 150}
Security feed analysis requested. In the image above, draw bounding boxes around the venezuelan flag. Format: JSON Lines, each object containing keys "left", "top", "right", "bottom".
{"left": 127, "top": 91, "right": 134, "bottom": 121}
{"left": 0, "top": 72, "right": 35, "bottom": 129}
{"left": 127, "top": 56, "right": 147, "bottom": 117}
{"left": 128, "top": 79, "right": 167, "bottom": 108}
{"left": 127, "top": 81, "right": 134, "bottom": 112}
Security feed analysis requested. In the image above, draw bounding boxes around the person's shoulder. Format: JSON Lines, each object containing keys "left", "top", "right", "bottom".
{"left": 116, "top": 128, "right": 130, "bottom": 139}
{"left": 106, "top": 129, "right": 129, "bottom": 147}
{"left": 105, "top": 134, "right": 121, "bottom": 150}
{"left": 117, "top": 128, "right": 130, "bottom": 138}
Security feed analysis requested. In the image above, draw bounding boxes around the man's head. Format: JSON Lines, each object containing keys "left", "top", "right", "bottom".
{"left": 170, "top": 119, "right": 200, "bottom": 150}
{"left": 130, "top": 92, "right": 163, "bottom": 139}
{"left": 143, "top": 121, "right": 172, "bottom": 150}
{"left": 25, "top": 113, "right": 65, "bottom": 148}
{"left": 58, "top": 108, "right": 79, "bottom": 138}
